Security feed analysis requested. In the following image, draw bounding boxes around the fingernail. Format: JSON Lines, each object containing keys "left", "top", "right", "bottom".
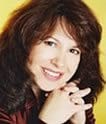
{"left": 86, "top": 88, "right": 91, "bottom": 92}
{"left": 67, "top": 82, "right": 76, "bottom": 86}
{"left": 73, "top": 79, "right": 80, "bottom": 84}
{"left": 87, "top": 104, "right": 92, "bottom": 108}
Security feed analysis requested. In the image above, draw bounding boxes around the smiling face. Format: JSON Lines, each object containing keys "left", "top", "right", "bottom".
{"left": 28, "top": 22, "right": 81, "bottom": 91}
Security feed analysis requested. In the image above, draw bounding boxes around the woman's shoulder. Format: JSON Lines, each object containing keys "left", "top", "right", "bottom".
{"left": 0, "top": 98, "right": 36, "bottom": 124}
{"left": 0, "top": 107, "right": 15, "bottom": 124}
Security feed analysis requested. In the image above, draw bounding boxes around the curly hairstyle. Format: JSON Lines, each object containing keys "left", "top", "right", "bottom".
{"left": 0, "top": 0, "right": 105, "bottom": 114}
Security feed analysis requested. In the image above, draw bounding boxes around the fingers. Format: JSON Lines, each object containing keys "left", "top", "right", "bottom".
{"left": 63, "top": 86, "right": 79, "bottom": 94}
{"left": 61, "top": 81, "right": 91, "bottom": 99}
{"left": 70, "top": 88, "right": 91, "bottom": 98}
{"left": 77, "top": 103, "right": 92, "bottom": 111}
{"left": 59, "top": 81, "right": 92, "bottom": 109}
{"left": 71, "top": 97, "right": 84, "bottom": 105}
{"left": 62, "top": 81, "right": 79, "bottom": 95}
{"left": 60, "top": 81, "right": 92, "bottom": 111}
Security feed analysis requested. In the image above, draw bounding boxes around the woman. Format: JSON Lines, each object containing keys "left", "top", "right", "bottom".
{"left": 0, "top": 0, "right": 105, "bottom": 123}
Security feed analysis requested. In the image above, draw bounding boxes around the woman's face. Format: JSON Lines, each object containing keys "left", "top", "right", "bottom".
{"left": 28, "top": 23, "right": 81, "bottom": 91}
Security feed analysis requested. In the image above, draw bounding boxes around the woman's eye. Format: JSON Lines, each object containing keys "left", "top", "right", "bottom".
{"left": 44, "top": 41, "right": 56, "bottom": 47}
{"left": 69, "top": 49, "right": 80, "bottom": 55}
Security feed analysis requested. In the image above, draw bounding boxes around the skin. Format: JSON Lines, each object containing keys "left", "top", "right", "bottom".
{"left": 39, "top": 85, "right": 91, "bottom": 124}
{"left": 28, "top": 22, "right": 92, "bottom": 123}
{"left": 28, "top": 22, "right": 81, "bottom": 91}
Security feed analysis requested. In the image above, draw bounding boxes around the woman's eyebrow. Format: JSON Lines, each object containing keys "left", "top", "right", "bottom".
{"left": 45, "top": 36, "right": 60, "bottom": 42}
{"left": 45, "top": 36, "right": 80, "bottom": 48}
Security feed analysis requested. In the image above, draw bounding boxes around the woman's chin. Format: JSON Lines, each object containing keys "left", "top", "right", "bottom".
{"left": 39, "top": 85, "right": 55, "bottom": 92}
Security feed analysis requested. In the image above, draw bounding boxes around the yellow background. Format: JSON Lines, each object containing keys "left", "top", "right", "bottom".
{"left": 0, "top": 0, "right": 106, "bottom": 123}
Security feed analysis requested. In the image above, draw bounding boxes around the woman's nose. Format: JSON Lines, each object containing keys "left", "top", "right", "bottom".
{"left": 51, "top": 54, "right": 65, "bottom": 68}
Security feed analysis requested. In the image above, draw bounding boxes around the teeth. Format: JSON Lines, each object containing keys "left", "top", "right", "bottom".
{"left": 44, "top": 69, "right": 60, "bottom": 77}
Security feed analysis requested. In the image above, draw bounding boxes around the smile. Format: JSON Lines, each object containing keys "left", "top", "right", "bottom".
{"left": 42, "top": 67, "right": 64, "bottom": 81}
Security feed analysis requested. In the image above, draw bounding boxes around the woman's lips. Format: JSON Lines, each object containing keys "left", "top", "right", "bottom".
{"left": 42, "top": 67, "right": 64, "bottom": 81}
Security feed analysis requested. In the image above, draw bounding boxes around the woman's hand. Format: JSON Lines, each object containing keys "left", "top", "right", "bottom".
{"left": 66, "top": 83, "right": 86, "bottom": 124}
{"left": 39, "top": 82, "right": 92, "bottom": 124}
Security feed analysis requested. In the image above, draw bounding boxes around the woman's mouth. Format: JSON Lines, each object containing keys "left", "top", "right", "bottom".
{"left": 42, "top": 67, "right": 64, "bottom": 81}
